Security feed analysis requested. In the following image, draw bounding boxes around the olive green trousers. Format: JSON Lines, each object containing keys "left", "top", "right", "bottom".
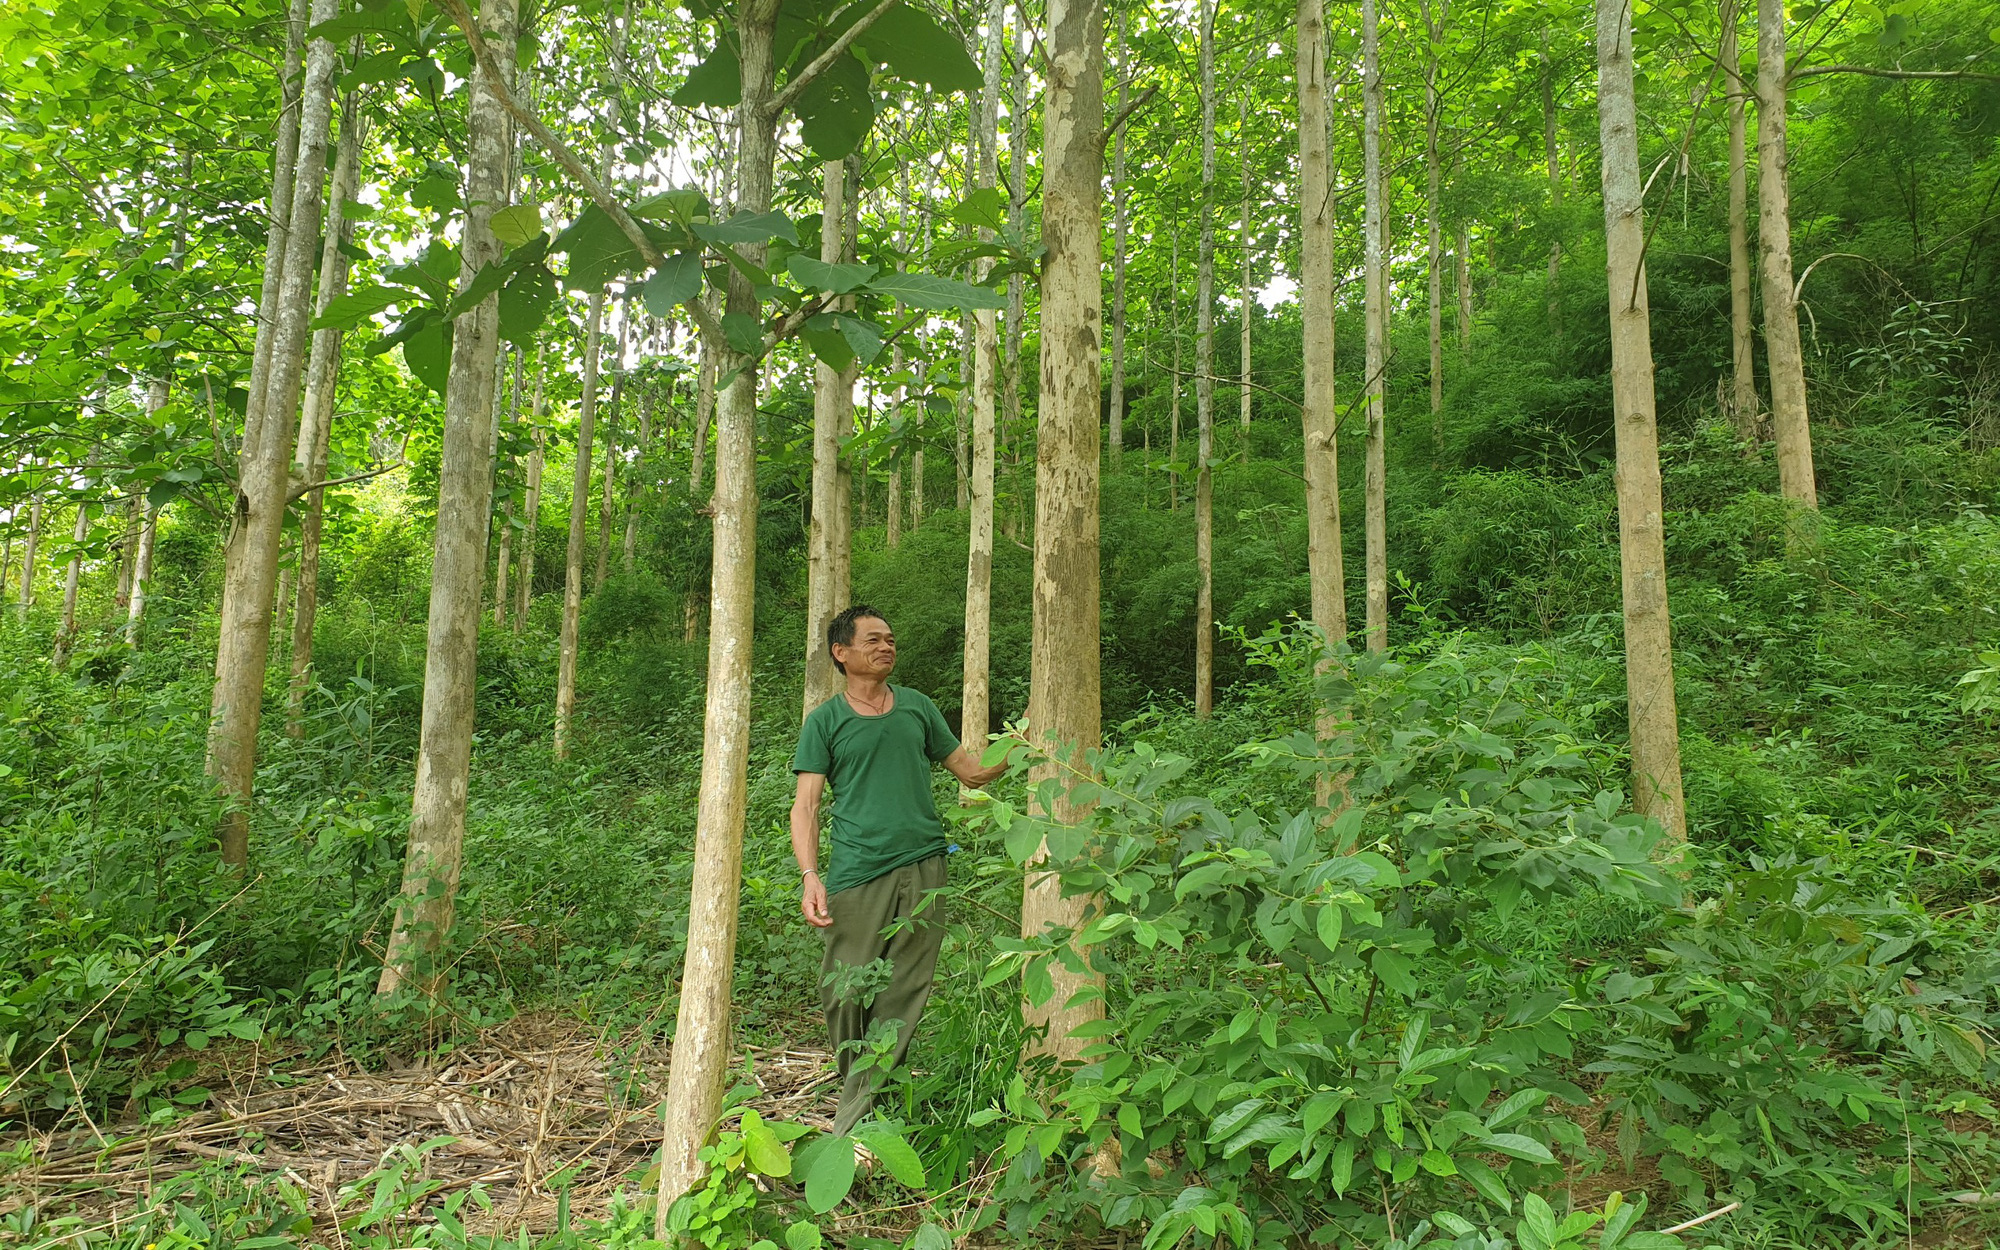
{"left": 820, "top": 854, "right": 946, "bottom": 1136}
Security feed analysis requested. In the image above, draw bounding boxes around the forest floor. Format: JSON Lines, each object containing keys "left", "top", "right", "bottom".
{"left": 1, "top": 1015, "right": 863, "bottom": 1244}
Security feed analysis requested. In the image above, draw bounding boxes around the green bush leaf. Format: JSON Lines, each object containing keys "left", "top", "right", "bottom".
{"left": 643, "top": 252, "right": 705, "bottom": 315}
{"left": 865, "top": 271, "right": 1005, "bottom": 311}
{"left": 853, "top": 1127, "right": 926, "bottom": 1188}
{"left": 788, "top": 254, "right": 878, "bottom": 295}
{"left": 489, "top": 204, "right": 543, "bottom": 248}
{"left": 804, "top": 1136, "right": 856, "bottom": 1212}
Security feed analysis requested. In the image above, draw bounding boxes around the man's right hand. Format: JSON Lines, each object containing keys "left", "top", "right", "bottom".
{"left": 802, "top": 872, "right": 833, "bottom": 927}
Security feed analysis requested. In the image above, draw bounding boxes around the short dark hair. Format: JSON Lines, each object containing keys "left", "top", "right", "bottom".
{"left": 827, "top": 605, "right": 889, "bottom": 675}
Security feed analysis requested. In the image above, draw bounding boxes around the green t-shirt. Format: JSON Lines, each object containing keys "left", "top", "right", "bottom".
{"left": 791, "top": 685, "right": 961, "bottom": 895}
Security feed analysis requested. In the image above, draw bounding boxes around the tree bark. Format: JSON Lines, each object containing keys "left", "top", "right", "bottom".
{"left": 1003, "top": 41, "right": 1030, "bottom": 543}
{"left": 127, "top": 389, "right": 163, "bottom": 649}
{"left": 1297, "top": 0, "right": 1346, "bottom": 649}
{"left": 288, "top": 90, "right": 365, "bottom": 735}
{"left": 207, "top": 0, "right": 341, "bottom": 869}
{"left": 963, "top": 0, "right": 1004, "bottom": 755}
{"left": 887, "top": 339, "right": 905, "bottom": 550}
{"left": 493, "top": 351, "right": 518, "bottom": 626}
{"left": 1544, "top": 39, "right": 1563, "bottom": 339}
{"left": 804, "top": 159, "right": 852, "bottom": 719}
{"left": 15, "top": 494, "right": 39, "bottom": 620}
{"left": 956, "top": 312, "right": 972, "bottom": 510}
{"left": 623, "top": 383, "right": 651, "bottom": 573}
{"left": 1425, "top": 0, "right": 1445, "bottom": 454}
{"left": 378, "top": 0, "right": 517, "bottom": 995}
{"left": 1169, "top": 232, "right": 1181, "bottom": 510}
{"left": 1194, "top": 0, "right": 1217, "bottom": 719}
{"left": 655, "top": 0, "right": 782, "bottom": 1212}
{"left": 1596, "top": 0, "right": 1688, "bottom": 842}
{"left": 1022, "top": 0, "right": 1106, "bottom": 1065}
{"left": 1239, "top": 89, "right": 1253, "bottom": 448}
{"left": 1107, "top": 8, "right": 1128, "bottom": 469}
{"left": 1456, "top": 221, "right": 1472, "bottom": 354}
{"left": 1757, "top": 0, "right": 1818, "bottom": 506}
{"left": 1362, "top": 0, "right": 1389, "bottom": 654}
{"left": 594, "top": 313, "right": 629, "bottom": 590}
{"left": 689, "top": 335, "right": 715, "bottom": 497}
{"left": 1723, "top": 1, "right": 1759, "bottom": 444}
{"left": 52, "top": 502, "right": 87, "bottom": 668}
{"left": 515, "top": 345, "right": 546, "bottom": 633}
{"left": 242, "top": 0, "right": 310, "bottom": 459}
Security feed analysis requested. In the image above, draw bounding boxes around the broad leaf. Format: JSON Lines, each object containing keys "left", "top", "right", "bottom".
{"left": 401, "top": 319, "right": 452, "bottom": 396}
{"left": 311, "top": 284, "right": 408, "bottom": 331}
{"left": 865, "top": 271, "right": 1004, "bottom": 311}
{"left": 489, "top": 204, "right": 543, "bottom": 248}
{"left": 694, "top": 211, "right": 800, "bottom": 248}
{"left": 643, "top": 252, "right": 705, "bottom": 315}
{"left": 851, "top": 2, "right": 981, "bottom": 91}
{"left": 788, "top": 254, "right": 877, "bottom": 295}
{"left": 803, "top": 1135, "right": 856, "bottom": 1212}
{"left": 838, "top": 314, "right": 883, "bottom": 366}
{"left": 722, "top": 312, "right": 763, "bottom": 354}
{"left": 674, "top": 36, "right": 741, "bottom": 108}
{"left": 499, "top": 264, "right": 557, "bottom": 347}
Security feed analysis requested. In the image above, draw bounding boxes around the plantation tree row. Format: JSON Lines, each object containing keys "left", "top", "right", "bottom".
{"left": 3, "top": 0, "right": 1996, "bottom": 1214}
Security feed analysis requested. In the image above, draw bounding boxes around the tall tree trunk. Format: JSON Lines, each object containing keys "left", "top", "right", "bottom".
{"left": 594, "top": 313, "right": 628, "bottom": 589}
{"left": 208, "top": 0, "right": 341, "bottom": 869}
{"left": 887, "top": 339, "right": 905, "bottom": 550}
{"left": 378, "top": 0, "right": 517, "bottom": 994}
{"left": 52, "top": 502, "right": 87, "bottom": 667}
{"left": 1362, "top": 0, "right": 1389, "bottom": 655}
{"left": 242, "top": 0, "right": 310, "bottom": 459}
{"left": 288, "top": 91, "right": 365, "bottom": 735}
{"left": 1003, "top": 40, "right": 1030, "bottom": 543}
{"left": 623, "top": 385, "right": 651, "bottom": 572}
{"left": 1723, "top": 0, "right": 1758, "bottom": 444}
{"left": 555, "top": 32, "right": 627, "bottom": 756}
{"left": 1022, "top": 0, "right": 1105, "bottom": 1064}
{"left": 1456, "top": 221, "right": 1472, "bottom": 353}
{"left": 1757, "top": 0, "right": 1817, "bottom": 506}
{"left": 127, "top": 388, "right": 164, "bottom": 649}
{"left": 1107, "top": 7, "right": 1128, "bottom": 468}
{"left": 493, "top": 350, "right": 518, "bottom": 626}
{"left": 1239, "top": 88, "right": 1253, "bottom": 449}
{"left": 1425, "top": 0, "right": 1445, "bottom": 454}
{"left": 1297, "top": 0, "right": 1346, "bottom": 650}
{"left": 1597, "top": 0, "right": 1688, "bottom": 841}
{"left": 114, "top": 496, "right": 137, "bottom": 611}
{"left": 516, "top": 345, "right": 546, "bottom": 633}
{"left": 16, "top": 493, "right": 40, "bottom": 619}
{"left": 1543, "top": 39, "right": 1562, "bottom": 338}
{"left": 1194, "top": 0, "right": 1217, "bottom": 719}
{"left": 1169, "top": 233, "right": 1181, "bottom": 511}
{"left": 689, "top": 336, "right": 715, "bottom": 496}
{"left": 963, "top": 0, "right": 1004, "bottom": 754}
{"left": 656, "top": 0, "right": 783, "bottom": 1212}
{"left": 804, "top": 159, "right": 852, "bottom": 718}
{"left": 956, "top": 312, "right": 972, "bottom": 510}
{"left": 831, "top": 168, "right": 860, "bottom": 614}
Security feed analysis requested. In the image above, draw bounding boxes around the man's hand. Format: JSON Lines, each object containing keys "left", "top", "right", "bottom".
{"left": 945, "top": 743, "right": 1010, "bottom": 791}
{"left": 802, "top": 871, "right": 833, "bottom": 927}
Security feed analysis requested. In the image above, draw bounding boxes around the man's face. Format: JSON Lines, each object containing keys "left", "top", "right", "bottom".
{"left": 833, "top": 616, "right": 896, "bottom": 679}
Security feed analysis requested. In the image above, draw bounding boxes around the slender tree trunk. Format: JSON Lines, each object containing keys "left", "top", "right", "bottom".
{"left": 831, "top": 166, "right": 860, "bottom": 618}
{"left": 208, "top": 0, "right": 341, "bottom": 868}
{"left": 16, "top": 494, "right": 40, "bottom": 619}
{"left": 127, "top": 388, "right": 163, "bottom": 648}
{"left": 1723, "top": 1, "right": 1759, "bottom": 444}
{"left": 911, "top": 446, "right": 925, "bottom": 532}
{"left": 0, "top": 529, "right": 10, "bottom": 607}
{"left": 1425, "top": 1, "right": 1445, "bottom": 454}
{"left": 1544, "top": 40, "right": 1563, "bottom": 339}
{"left": 887, "top": 340, "right": 905, "bottom": 550}
{"left": 804, "top": 159, "right": 851, "bottom": 718}
{"left": 1456, "top": 221, "right": 1473, "bottom": 353}
{"left": 1597, "top": 0, "right": 1687, "bottom": 841}
{"left": 114, "top": 496, "right": 137, "bottom": 611}
{"left": 1298, "top": 0, "right": 1346, "bottom": 651}
{"left": 52, "top": 502, "right": 87, "bottom": 667}
{"left": 242, "top": 0, "right": 309, "bottom": 458}
{"left": 493, "top": 351, "right": 518, "bottom": 626}
{"left": 516, "top": 345, "right": 546, "bottom": 633}
{"left": 595, "top": 314, "right": 628, "bottom": 589}
{"left": 1003, "top": 41, "right": 1029, "bottom": 543}
{"left": 287, "top": 92, "right": 365, "bottom": 735}
{"left": 623, "top": 386, "right": 651, "bottom": 572}
{"left": 1757, "top": 0, "right": 1817, "bottom": 506}
{"left": 656, "top": 0, "right": 782, "bottom": 1212}
{"left": 379, "top": 0, "right": 517, "bottom": 994}
{"left": 1194, "top": 0, "right": 1217, "bottom": 719}
{"left": 689, "top": 336, "right": 715, "bottom": 496}
{"left": 963, "top": 0, "right": 1004, "bottom": 754}
{"left": 1362, "top": 0, "right": 1389, "bottom": 654}
{"left": 1107, "top": 8, "right": 1129, "bottom": 469}
{"left": 1170, "top": 233, "right": 1181, "bottom": 510}
{"left": 1022, "top": 0, "right": 1106, "bottom": 1065}
{"left": 956, "top": 312, "right": 972, "bottom": 510}
{"left": 1239, "top": 89, "right": 1253, "bottom": 450}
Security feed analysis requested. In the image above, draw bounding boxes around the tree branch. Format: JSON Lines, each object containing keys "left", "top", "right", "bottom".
{"left": 767, "top": 0, "right": 900, "bottom": 120}
{"left": 1789, "top": 63, "right": 2000, "bottom": 85}
{"left": 1099, "top": 84, "right": 1159, "bottom": 152}
{"left": 286, "top": 459, "right": 406, "bottom": 504}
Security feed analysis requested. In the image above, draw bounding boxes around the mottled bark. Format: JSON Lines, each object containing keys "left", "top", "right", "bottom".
{"left": 1107, "top": 8, "right": 1129, "bottom": 467}
{"left": 1757, "top": 0, "right": 1818, "bottom": 506}
{"left": 15, "top": 495, "right": 40, "bottom": 619}
{"left": 52, "top": 502, "right": 87, "bottom": 668}
{"left": 1597, "top": 0, "right": 1688, "bottom": 841}
{"left": 1297, "top": 0, "right": 1346, "bottom": 648}
{"left": 1194, "top": 0, "right": 1216, "bottom": 719}
{"left": 515, "top": 346, "right": 546, "bottom": 633}
{"left": 1425, "top": 0, "right": 1446, "bottom": 453}
{"left": 594, "top": 313, "right": 629, "bottom": 590}
{"left": 1723, "top": 2, "right": 1759, "bottom": 444}
{"left": 1362, "top": 0, "right": 1389, "bottom": 654}
{"left": 1022, "top": 0, "right": 1106, "bottom": 1065}
{"left": 207, "top": 0, "right": 341, "bottom": 869}
{"left": 804, "top": 159, "right": 852, "bottom": 719}
{"left": 1456, "top": 221, "right": 1472, "bottom": 353}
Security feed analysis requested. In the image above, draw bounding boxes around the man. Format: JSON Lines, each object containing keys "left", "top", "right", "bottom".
{"left": 791, "top": 604, "right": 1006, "bottom": 1135}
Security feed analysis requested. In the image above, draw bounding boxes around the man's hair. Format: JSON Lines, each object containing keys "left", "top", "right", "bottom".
{"left": 827, "top": 604, "right": 889, "bottom": 675}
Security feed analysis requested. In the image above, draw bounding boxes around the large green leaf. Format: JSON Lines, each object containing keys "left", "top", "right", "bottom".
{"left": 787, "top": 254, "right": 877, "bottom": 295}
{"left": 555, "top": 206, "right": 678, "bottom": 291}
{"left": 642, "top": 252, "right": 705, "bottom": 315}
{"left": 851, "top": 3, "right": 980, "bottom": 92}
{"left": 442, "top": 259, "right": 508, "bottom": 322}
{"left": 401, "top": 319, "right": 452, "bottom": 396}
{"left": 838, "top": 313, "right": 883, "bottom": 365}
{"left": 310, "top": 283, "right": 408, "bottom": 331}
{"left": 801, "top": 315, "right": 853, "bottom": 371}
{"left": 722, "top": 312, "right": 763, "bottom": 354}
{"left": 851, "top": 1128, "right": 926, "bottom": 1188}
{"left": 865, "top": 271, "right": 1004, "bottom": 311}
{"left": 793, "top": 51, "right": 874, "bottom": 160}
{"left": 674, "top": 35, "right": 741, "bottom": 107}
{"left": 498, "top": 264, "right": 557, "bottom": 347}
{"left": 803, "top": 1136, "right": 855, "bottom": 1213}
{"left": 489, "top": 204, "right": 543, "bottom": 248}
{"left": 693, "top": 211, "right": 800, "bottom": 248}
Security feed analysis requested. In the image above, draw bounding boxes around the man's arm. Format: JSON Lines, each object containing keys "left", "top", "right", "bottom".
{"left": 943, "top": 743, "right": 1008, "bottom": 790}
{"left": 791, "top": 772, "right": 832, "bottom": 927}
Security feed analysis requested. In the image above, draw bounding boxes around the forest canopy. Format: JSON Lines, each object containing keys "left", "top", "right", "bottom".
{"left": 3, "top": 0, "right": 2000, "bottom": 1246}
